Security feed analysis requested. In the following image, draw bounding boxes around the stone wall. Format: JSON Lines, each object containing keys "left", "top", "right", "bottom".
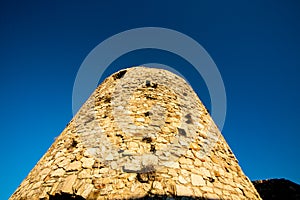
{"left": 10, "top": 67, "right": 261, "bottom": 200}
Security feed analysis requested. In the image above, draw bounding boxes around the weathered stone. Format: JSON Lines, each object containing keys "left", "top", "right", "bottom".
{"left": 61, "top": 174, "right": 77, "bottom": 193}
{"left": 204, "top": 193, "right": 219, "bottom": 199}
{"left": 153, "top": 181, "right": 163, "bottom": 190}
{"left": 116, "top": 180, "right": 125, "bottom": 189}
{"left": 123, "top": 163, "right": 141, "bottom": 172}
{"left": 178, "top": 176, "right": 188, "bottom": 184}
{"left": 99, "top": 168, "right": 109, "bottom": 174}
{"left": 136, "top": 118, "right": 145, "bottom": 122}
{"left": 51, "top": 168, "right": 65, "bottom": 177}
{"left": 199, "top": 167, "right": 211, "bottom": 177}
{"left": 38, "top": 187, "right": 52, "bottom": 199}
{"left": 201, "top": 186, "right": 214, "bottom": 193}
{"left": 78, "top": 183, "right": 94, "bottom": 198}
{"left": 66, "top": 161, "right": 82, "bottom": 171}
{"left": 31, "top": 181, "right": 42, "bottom": 190}
{"left": 110, "top": 161, "right": 118, "bottom": 169}
{"left": 49, "top": 182, "right": 60, "bottom": 195}
{"left": 141, "top": 154, "right": 159, "bottom": 167}
{"left": 190, "top": 142, "right": 200, "bottom": 150}
{"left": 157, "top": 137, "right": 168, "bottom": 143}
{"left": 224, "top": 184, "right": 235, "bottom": 192}
{"left": 214, "top": 187, "right": 223, "bottom": 196}
{"left": 193, "top": 187, "right": 202, "bottom": 197}
{"left": 210, "top": 155, "right": 220, "bottom": 164}
{"left": 231, "top": 194, "right": 241, "bottom": 200}
{"left": 105, "top": 153, "right": 114, "bottom": 161}
{"left": 78, "top": 169, "right": 91, "bottom": 179}
{"left": 176, "top": 185, "right": 193, "bottom": 196}
{"left": 128, "top": 174, "right": 137, "bottom": 181}
{"left": 191, "top": 174, "right": 205, "bottom": 186}
{"left": 128, "top": 142, "right": 139, "bottom": 148}
{"left": 40, "top": 168, "right": 51, "bottom": 180}
{"left": 194, "top": 158, "right": 202, "bottom": 167}
{"left": 167, "top": 169, "right": 178, "bottom": 177}
{"left": 178, "top": 157, "right": 193, "bottom": 165}
{"left": 161, "top": 161, "right": 179, "bottom": 169}
{"left": 81, "top": 157, "right": 95, "bottom": 168}
{"left": 186, "top": 150, "right": 194, "bottom": 158}
{"left": 213, "top": 182, "right": 224, "bottom": 189}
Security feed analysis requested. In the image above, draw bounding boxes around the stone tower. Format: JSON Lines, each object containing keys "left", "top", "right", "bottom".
{"left": 10, "top": 67, "right": 261, "bottom": 200}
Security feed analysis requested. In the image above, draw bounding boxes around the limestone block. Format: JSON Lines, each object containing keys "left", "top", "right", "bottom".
{"left": 176, "top": 185, "right": 194, "bottom": 196}
{"left": 191, "top": 174, "right": 205, "bottom": 186}
{"left": 81, "top": 157, "right": 95, "bottom": 169}
{"left": 61, "top": 174, "right": 77, "bottom": 193}
{"left": 66, "top": 161, "right": 82, "bottom": 171}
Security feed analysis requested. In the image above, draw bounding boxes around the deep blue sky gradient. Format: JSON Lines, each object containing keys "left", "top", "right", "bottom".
{"left": 1, "top": 1, "right": 300, "bottom": 199}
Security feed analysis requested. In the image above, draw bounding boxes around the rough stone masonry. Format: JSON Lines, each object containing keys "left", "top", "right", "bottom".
{"left": 10, "top": 67, "right": 262, "bottom": 200}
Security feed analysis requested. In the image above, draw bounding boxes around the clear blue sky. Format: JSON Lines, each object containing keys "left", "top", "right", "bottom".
{"left": 1, "top": 1, "right": 299, "bottom": 199}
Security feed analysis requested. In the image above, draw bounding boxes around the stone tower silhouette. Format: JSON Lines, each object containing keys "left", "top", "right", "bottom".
{"left": 10, "top": 67, "right": 261, "bottom": 200}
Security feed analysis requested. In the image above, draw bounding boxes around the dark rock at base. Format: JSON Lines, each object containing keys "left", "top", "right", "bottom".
{"left": 252, "top": 178, "right": 300, "bottom": 200}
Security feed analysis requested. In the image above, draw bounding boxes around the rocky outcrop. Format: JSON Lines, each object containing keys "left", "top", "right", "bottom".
{"left": 253, "top": 179, "right": 300, "bottom": 200}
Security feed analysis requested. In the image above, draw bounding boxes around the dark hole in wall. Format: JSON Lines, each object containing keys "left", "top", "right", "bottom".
{"left": 144, "top": 111, "right": 151, "bottom": 116}
{"left": 104, "top": 96, "right": 111, "bottom": 103}
{"left": 208, "top": 177, "right": 215, "bottom": 183}
{"left": 113, "top": 70, "right": 127, "bottom": 80}
{"left": 72, "top": 139, "right": 78, "bottom": 147}
{"left": 224, "top": 167, "right": 230, "bottom": 173}
{"left": 137, "top": 173, "right": 150, "bottom": 183}
{"left": 177, "top": 128, "right": 187, "bottom": 136}
{"left": 142, "top": 137, "right": 152, "bottom": 143}
{"left": 71, "top": 139, "right": 78, "bottom": 148}
{"left": 152, "top": 83, "right": 158, "bottom": 88}
{"left": 145, "top": 95, "right": 157, "bottom": 100}
{"left": 137, "top": 169, "right": 156, "bottom": 183}
{"left": 150, "top": 144, "right": 156, "bottom": 153}
{"left": 67, "top": 139, "right": 78, "bottom": 150}
{"left": 145, "top": 80, "right": 158, "bottom": 88}
{"left": 146, "top": 80, "right": 151, "bottom": 87}
{"left": 185, "top": 114, "right": 193, "bottom": 124}
{"left": 49, "top": 193, "right": 85, "bottom": 200}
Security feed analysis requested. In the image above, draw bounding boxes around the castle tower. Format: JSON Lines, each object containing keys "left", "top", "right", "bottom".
{"left": 10, "top": 67, "right": 261, "bottom": 200}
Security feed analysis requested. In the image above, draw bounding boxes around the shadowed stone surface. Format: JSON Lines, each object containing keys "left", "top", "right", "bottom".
{"left": 10, "top": 67, "right": 261, "bottom": 200}
{"left": 253, "top": 179, "right": 300, "bottom": 200}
